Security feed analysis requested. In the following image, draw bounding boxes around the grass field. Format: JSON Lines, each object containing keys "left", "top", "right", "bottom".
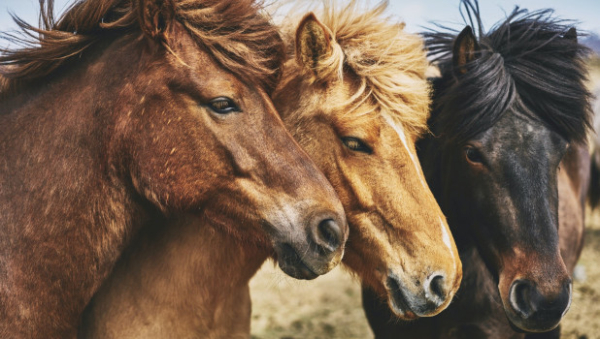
{"left": 248, "top": 59, "right": 600, "bottom": 339}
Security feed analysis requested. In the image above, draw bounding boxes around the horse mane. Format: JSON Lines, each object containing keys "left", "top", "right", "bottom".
{"left": 0, "top": 0, "right": 284, "bottom": 99}
{"left": 424, "top": 0, "right": 592, "bottom": 143}
{"left": 281, "top": 0, "right": 431, "bottom": 137}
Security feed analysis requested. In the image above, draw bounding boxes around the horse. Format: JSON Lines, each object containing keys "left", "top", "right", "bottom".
{"left": 78, "top": 2, "right": 462, "bottom": 337}
{"left": 0, "top": 0, "right": 350, "bottom": 337}
{"left": 362, "top": 1, "right": 592, "bottom": 338}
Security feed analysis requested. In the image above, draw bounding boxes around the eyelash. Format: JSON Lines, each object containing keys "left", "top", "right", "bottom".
{"left": 207, "top": 97, "right": 240, "bottom": 114}
{"left": 341, "top": 137, "right": 372, "bottom": 154}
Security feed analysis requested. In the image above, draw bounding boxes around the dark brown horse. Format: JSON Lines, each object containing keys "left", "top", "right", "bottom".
{"left": 362, "top": 2, "right": 592, "bottom": 338}
{"left": 0, "top": 0, "right": 348, "bottom": 337}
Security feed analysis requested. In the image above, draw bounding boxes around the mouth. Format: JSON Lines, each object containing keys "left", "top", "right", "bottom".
{"left": 276, "top": 243, "right": 320, "bottom": 280}
{"left": 386, "top": 277, "right": 418, "bottom": 320}
{"left": 283, "top": 258, "right": 320, "bottom": 280}
{"left": 507, "top": 319, "right": 528, "bottom": 333}
{"left": 505, "top": 308, "right": 563, "bottom": 334}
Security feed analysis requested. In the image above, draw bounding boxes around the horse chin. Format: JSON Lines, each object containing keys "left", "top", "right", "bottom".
{"left": 383, "top": 272, "right": 449, "bottom": 320}
{"left": 386, "top": 299, "right": 418, "bottom": 321}
{"left": 273, "top": 242, "right": 330, "bottom": 280}
{"left": 504, "top": 309, "right": 562, "bottom": 334}
{"left": 383, "top": 284, "right": 421, "bottom": 321}
{"left": 277, "top": 259, "right": 320, "bottom": 280}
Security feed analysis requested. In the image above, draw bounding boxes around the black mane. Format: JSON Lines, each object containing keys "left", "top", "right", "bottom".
{"left": 424, "top": 0, "right": 592, "bottom": 143}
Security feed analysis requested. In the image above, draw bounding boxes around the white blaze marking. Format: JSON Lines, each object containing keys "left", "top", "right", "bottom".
{"left": 383, "top": 115, "right": 455, "bottom": 263}
{"left": 439, "top": 216, "right": 453, "bottom": 253}
{"left": 439, "top": 216, "right": 456, "bottom": 267}
{"left": 382, "top": 114, "right": 427, "bottom": 188}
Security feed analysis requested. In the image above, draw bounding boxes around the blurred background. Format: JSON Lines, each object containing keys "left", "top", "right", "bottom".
{"left": 2, "top": 0, "right": 599, "bottom": 64}
{"left": 2, "top": 0, "right": 598, "bottom": 75}
{"left": 2, "top": 1, "right": 599, "bottom": 338}
{"left": 2, "top": 0, "right": 600, "bottom": 34}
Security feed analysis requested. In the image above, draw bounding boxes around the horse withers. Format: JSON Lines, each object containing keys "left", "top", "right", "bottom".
{"left": 80, "top": 3, "right": 462, "bottom": 338}
{"left": 362, "top": 1, "right": 592, "bottom": 338}
{"left": 0, "top": 0, "right": 348, "bottom": 337}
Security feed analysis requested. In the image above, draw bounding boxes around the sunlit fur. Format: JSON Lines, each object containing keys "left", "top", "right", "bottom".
{"left": 0, "top": 0, "right": 283, "bottom": 96}
{"left": 0, "top": 0, "right": 347, "bottom": 337}
{"left": 274, "top": 0, "right": 462, "bottom": 319}
{"left": 279, "top": 0, "right": 431, "bottom": 137}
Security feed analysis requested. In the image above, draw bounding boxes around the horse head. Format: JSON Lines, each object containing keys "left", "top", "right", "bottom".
{"left": 274, "top": 5, "right": 461, "bottom": 319}
{"left": 427, "top": 15, "right": 591, "bottom": 331}
{"left": 103, "top": 0, "right": 349, "bottom": 279}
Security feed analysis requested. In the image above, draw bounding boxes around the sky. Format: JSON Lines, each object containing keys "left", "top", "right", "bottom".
{"left": 1, "top": 0, "right": 599, "bottom": 38}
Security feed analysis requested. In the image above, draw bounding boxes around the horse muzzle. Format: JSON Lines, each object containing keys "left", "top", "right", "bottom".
{"left": 272, "top": 215, "right": 346, "bottom": 280}
{"left": 385, "top": 271, "right": 451, "bottom": 319}
{"left": 505, "top": 278, "right": 572, "bottom": 332}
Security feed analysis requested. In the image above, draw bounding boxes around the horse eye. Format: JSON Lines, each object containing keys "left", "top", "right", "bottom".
{"left": 341, "top": 137, "right": 372, "bottom": 154}
{"left": 464, "top": 146, "right": 483, "bottom": 164}
{"left": 207, "top": 97, "right": 240, "bottom": 114}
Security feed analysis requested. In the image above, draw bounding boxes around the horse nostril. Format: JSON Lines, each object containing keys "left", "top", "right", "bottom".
{"left": 386, "top": 273, "right": 445, "bottom": 317}
{"left": 507, "top": 278, "right": 572, "bottom": 331}
{"left": 386, "top": 275, "right": 411, "bottom": 315}
{"left": 427, "top": 274, "right": 446, "bottom": 302}
{"left": 509, "top": 280, "right": 534, "bottom": 319}
{"left": 316, "top": 218, "right": 342, "bottom": 253}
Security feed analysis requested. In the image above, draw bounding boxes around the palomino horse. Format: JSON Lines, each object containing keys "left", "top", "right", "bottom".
{"left": 79, "top": 2, "right": 462, "bottom": 338}
{"left": 0, "top": 0, "right": 349, "bottom": 337}
{"left": 363, "top": 2, "right": 592, "bottom": 338}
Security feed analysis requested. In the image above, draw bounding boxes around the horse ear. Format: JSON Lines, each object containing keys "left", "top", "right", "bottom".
{"left": 453, "top": 26, "right": 480, "bottom": 75}
{"left": 295, "top": 12, "right": 335, "bottom": 76}
{"left": 138, "top": 0, "right": 174, "bottom": 40}
{"left": 564, "top": 27, "right": 577, "bottom": 43}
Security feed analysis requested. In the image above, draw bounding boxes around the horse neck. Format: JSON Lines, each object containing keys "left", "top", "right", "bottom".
{"left": 0, "top": 35, "right": 153, "bottom": 336}
{"left": 80, "top": 215, "right": 270, "bottom": 338}
{"left": 0, "top": 34, "right": 148, "bottom": 189}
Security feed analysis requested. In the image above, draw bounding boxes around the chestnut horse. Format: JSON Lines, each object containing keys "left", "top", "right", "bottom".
{"left": 0, "top": 0, "right": 349, "bottom": 337}
{"left": 79, "top": 2, "right": 462, "bottom": 338}
{"left": 362, "top": 2, "right": 592, "bottom": 338}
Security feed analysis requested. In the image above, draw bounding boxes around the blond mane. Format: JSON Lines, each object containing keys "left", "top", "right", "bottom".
{"left": 281, "top": 0, "right": 431, "bottom": 137}
{"left": 0, "top": 0, "right": 284, "bottom": 98}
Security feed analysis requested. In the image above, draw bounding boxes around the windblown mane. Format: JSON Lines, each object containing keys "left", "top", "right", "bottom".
{"left": 281, "top": 0, "right": 431, "bottom": 137}
{"left": 424, "top": 0, "right": 592, "bottom": 143}
{"left": 0, "top": 0, "right": 284, "bottom": 99}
